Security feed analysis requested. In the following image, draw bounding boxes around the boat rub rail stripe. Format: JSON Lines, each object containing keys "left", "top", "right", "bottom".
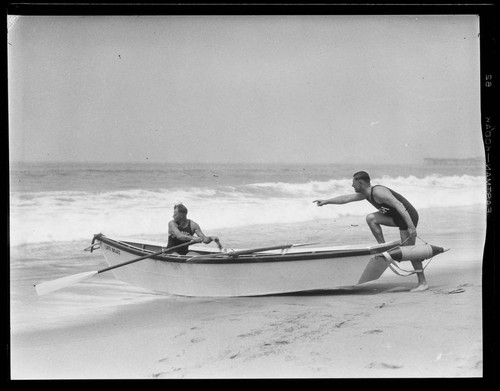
{"left": 93, "top": 234, "right": 397, "bottom": 265}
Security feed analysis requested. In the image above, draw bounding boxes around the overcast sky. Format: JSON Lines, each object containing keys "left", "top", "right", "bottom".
{"left": 8, "top": 15, "right": 483, "bottom": 164}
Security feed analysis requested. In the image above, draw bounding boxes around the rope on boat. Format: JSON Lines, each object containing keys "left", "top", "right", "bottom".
{"left": 384, "top": 235, "right": 436, "bottom": 277}
{"left": 84, "top": 243, "right": 101, "bottom": 252}
{"left": 84, "top": 236, "right": 101, "bottom": 252}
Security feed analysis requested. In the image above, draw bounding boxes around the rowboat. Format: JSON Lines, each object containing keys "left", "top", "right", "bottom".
{"left": 82, "top": 233, "right": 447, "bottom": 297}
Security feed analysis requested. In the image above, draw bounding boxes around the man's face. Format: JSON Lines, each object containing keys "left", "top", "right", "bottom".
{"left": 352, "top": 178, "right": 363, "bottom": 193}
{"left": 173, "top": 207, "right": 185, "bottom": 222}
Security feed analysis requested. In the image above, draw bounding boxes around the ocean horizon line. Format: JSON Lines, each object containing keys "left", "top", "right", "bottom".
{"left": 10, "top": 159, "right": 484, "bottom": 167}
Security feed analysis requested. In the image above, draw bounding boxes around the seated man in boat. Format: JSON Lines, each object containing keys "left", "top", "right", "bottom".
{"left": 313, "top": 171, "right": 427, "bottom": 292}
{"left": 167, "top": 203, "right": 221, "bottom": 255}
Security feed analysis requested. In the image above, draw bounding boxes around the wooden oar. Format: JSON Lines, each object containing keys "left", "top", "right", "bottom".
{"left": 186, "top": 242, "right": 318, "bottom": 263}
{"left": 35, "top": 240, "right": 196, "bottom": 296}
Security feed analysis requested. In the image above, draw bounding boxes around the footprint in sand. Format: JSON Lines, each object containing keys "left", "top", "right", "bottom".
{"left": 190, "top": 337, "right": 205, "bottom": 343}
{"left": 433, "top": 287, "right": 466, "bottom": 295}
{"left": 363, "top": 329, "right": 383, "bottom": 334}
{"left": 238, "top": 330, "right": 262, "bottom": 338}
{"left": 366, "top": 362, "right": 402, "bottom": 369}
{"left": 448, "top": 288, "right": 466, "bottom": 294}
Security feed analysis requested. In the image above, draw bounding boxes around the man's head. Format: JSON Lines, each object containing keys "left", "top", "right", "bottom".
{"left": 173, "top": 203, "right": 188, "bottom": 222}
{"left": 352, "top": 171, "right": 371, "bottom": 193}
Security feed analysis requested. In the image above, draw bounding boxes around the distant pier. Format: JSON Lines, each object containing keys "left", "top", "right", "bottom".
{"left": 424, "top": 157, "right": 484, "bottom": 166}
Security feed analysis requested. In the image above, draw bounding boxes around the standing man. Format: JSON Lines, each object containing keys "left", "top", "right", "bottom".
{"left": 167, "top": 203, "right": 221, "bottom": 255}
{"left": 313, "top": 171, "right": 427, "bottom": 292}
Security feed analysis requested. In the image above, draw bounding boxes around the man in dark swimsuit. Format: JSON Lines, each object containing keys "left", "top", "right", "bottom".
{"left": 313, "top": 171, "right": 427, "bottom": 292}
{"left": 167, "top": 203, "right": 221, "bottom": 255}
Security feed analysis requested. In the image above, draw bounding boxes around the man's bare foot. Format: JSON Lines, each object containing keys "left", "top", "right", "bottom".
{"left": 411, "top": 283, "right": 429, "bottom": 292}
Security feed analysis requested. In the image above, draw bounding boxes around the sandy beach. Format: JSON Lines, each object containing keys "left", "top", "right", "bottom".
{"left": 10, "top": 207, "right": 488, "bottom": 379}
{"left": 12, "top": 278, "right": 483, "bottom": 379}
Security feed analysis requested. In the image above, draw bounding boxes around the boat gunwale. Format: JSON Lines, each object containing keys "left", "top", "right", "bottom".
{"left": 94, "top": 234, "right": 400, "bottom": 265}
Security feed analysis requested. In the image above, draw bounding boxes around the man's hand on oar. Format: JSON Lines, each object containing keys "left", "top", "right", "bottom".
{"left": 213, "top": 237, "right": 223, "bottom": 250}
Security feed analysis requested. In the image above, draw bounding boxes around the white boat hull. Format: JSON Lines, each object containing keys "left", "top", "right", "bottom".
{"left": 95, "top": 235, "right": 401, "bottom": 297}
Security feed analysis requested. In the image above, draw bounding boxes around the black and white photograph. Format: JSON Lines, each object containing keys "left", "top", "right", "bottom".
{"left": 8, "top": 5, "right": 494, "bottom": 379}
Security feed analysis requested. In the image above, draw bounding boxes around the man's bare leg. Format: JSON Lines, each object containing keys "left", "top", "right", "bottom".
{"left": 366, "top": 213, "right": 385, "bottom": 244}
{"left": 400, "top": 230, "right": 429, "bottom": 292}
{"left": 410, "top": 260, "right": 428, "bottom": 291}
{"left": 366, "top": 212, "right": 394, "bottom": 244}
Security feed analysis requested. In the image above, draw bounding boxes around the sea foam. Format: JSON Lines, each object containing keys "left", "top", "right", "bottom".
{"left": 10, "top": 174, "right": 486, "bottom": 246}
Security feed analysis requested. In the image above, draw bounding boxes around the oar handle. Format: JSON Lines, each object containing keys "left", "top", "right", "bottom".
{"left": 97, "top": 240, "right": 196, "bottom": 274}
{"left": 186, "top": 242, "right": 317, "bottom": 263}
{"left": 223, "top": 242, "right": 317, "bottom": 257}
{"left": 226, "top": 243, "right": 294, "bottom": 257}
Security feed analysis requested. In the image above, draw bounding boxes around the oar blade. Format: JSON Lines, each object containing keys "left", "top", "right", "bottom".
{"left": 35, "top": 271, "right": 98, "bottom": 296}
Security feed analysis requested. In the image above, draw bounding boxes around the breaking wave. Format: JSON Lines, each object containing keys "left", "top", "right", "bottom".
{"left": 10, "top": 174, "right": 486, "bottom": 245}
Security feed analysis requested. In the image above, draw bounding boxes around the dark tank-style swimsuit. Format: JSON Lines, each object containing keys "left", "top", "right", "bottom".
{"left": 167, "top": 219, "right": 195, "bottom": 255}
{"left": 367, "top": 185, "right": 419, "bottom": 230}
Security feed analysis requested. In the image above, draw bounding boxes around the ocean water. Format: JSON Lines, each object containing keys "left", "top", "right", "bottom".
{"left": 9, "top": 161, "right": 487, "bottom": 246}
{"left": 9, "top": 161, "right": 487, "bottom": 334}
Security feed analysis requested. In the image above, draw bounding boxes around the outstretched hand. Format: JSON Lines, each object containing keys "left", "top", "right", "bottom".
{"left": 313, "top": 200, "right": 327, "bottom": 207}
